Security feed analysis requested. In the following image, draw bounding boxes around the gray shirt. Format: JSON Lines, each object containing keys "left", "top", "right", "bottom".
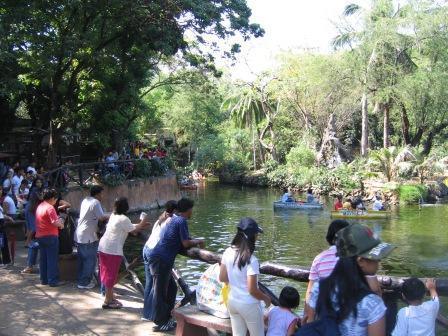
{"left": 75, "top": 197, "right": 104, "bottom": 244}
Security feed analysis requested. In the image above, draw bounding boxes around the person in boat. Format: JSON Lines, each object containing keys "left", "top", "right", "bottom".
{"left": 281, "top": 188, "right": 295, "bottom": 203}
{"left": 306, "top": 188, "right": 317, "bottom": 204}
{"left": 306, "top": 224, "right": 395, "bottom": 336}
{"left": 334, "top": 195, "right": 343, "bottom": 211}
{"left": 343, "top": 198, "right": 352, "bottom": 210}
{"left": 353, "top": 196, "right": 366, "bottom": 210}
{"left": 372, "top": 195, "right": 385, "bottom": 211}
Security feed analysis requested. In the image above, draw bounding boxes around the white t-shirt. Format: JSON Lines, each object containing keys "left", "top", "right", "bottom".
{"left": 144, "top": 217, "right": 171, "bottom": 249}
{"left": 391, "top": 297, "right": 439, "bottom": 336}
{"left": 372, "top": 200, "right": 383, "bottom": 211}
{"left": 11, "top": 175, "right": 23, "bottom": 195}
{"left": 98, "top": 213, "right": 136, "bottom": 256}
{"left": 75, "top": 197, "right": 104, "bottom": 244}
{"left": 281, "top": 193, "right": 292, "bottom": 202}
{"left": 2, "top": 178, "right": 12, "bottom": 191}
{"left": 3, "top": 195, "right": 16, "bottom": 215}
{"left": 266, "top": 306, "right": 298, "bottom": 336}
{"left": 221, "top": 246, "right": 260, "bottom": 304}
{"left": 0, "top": 205, "right": 4, "bottom": 219}
{"left": 309, "top": 282, "right": 386, "bottom": 336}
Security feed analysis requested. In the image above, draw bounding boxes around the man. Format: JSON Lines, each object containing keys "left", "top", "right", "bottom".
{"left": 35, "top": 188, "right": 64, "bottom": 287}
{"left": 75, "top": 185, "right": 108, "bottom": 289}
{"left": 11, "top": 167, "right": 24, "bottom": 197}
{"left": 148, "top": 198, "right": 205, "bottom": 332}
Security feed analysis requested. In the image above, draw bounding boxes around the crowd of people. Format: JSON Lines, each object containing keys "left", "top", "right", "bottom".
{"left": 0, "top": 166, "right": 440, "bottom": 335}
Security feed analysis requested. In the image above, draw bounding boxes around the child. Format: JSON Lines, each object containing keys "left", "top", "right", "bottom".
{"left": 392, "top": 278, "right": 439, "bottom": 335}
{"left": 265, "top": 286, "right": 300, "bottom": 336}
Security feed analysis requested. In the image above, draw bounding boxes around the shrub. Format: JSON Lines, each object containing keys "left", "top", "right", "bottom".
{"left": 286, "top": 144, "right": 315, "bottom": 169}
{"left": 134, "top": 159, "right": 152, "bottom": 178}
{"left": 99, "top": 173, "right": 126, "bottom": 187}
{"left": 398, "top": 184, "right": 428, "bottom": 204}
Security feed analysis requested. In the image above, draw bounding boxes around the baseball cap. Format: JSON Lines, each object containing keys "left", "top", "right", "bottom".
{"left": 336, "top": 224, "right": 395, "bottom": 260}
{"left": 237, "top": 217, "right": 263, "bottom": 235}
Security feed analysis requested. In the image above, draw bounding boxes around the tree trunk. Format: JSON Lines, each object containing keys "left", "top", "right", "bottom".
{"left": 383, "top": 101, "right": 390, "bottom": 148}
{"left": 398, "top": 100, "right": 411, "bottom": 145}
{"left": 361, "top": 92, "right": 369, "bottom": 157}
{"left": 252, "top": 127, "right": 257, "bottom": 170}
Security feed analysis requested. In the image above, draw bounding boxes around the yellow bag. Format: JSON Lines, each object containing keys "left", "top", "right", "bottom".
{"left": 221, "top": 283, "right": 230, "bottom": 307}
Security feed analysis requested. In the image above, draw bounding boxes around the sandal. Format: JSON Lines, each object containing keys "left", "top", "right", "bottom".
{"left": 102, "top": 302, "right": 122, "bottom": 309}
{"left": 111, "top": 299, "right": 123, "bottom": 307}
{"left": 21, "top": 267, "right": 34, "bottom": 274}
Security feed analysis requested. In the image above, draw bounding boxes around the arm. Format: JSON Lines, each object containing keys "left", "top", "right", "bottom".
{"left": 368, "top": 316, "right": 385, "bottom": 336}
{"left": 130, "top": 218, "right": 150, "bottom": 233}
{"left": 426, "top": 278, "right": 438, "bottom": 299}
{"left": 57, "top": 199, "right": 71, "bottom": 211}
{"left": 366, "top": 276, "right": 382, "bottom": 297}
{"left": 247, "top": 275, "right": 271, "bottom": 307}
{"left": 182, "top": 238, "right": 205, "bottom": 249}
{"left": 302, "top": 280, "right": 315, "bottom": 324}
{"left": 49, "top": 208, "right": 64, "bottom": 229}
{"left": 286, "top": 318, "right": 299, "bottom": 336}
{"left": 219, "top": 263, "right": 229, "bottom": 283}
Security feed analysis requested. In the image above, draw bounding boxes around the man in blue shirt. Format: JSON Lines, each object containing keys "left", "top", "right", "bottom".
{"left": 148, "top": 198, "right": 205, "bottom": 332}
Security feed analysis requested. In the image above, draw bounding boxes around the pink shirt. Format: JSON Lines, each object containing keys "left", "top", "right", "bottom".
{"left": 36, "top": 201, "right": 59, "bottom": 238}
{"left": 309, "top": 245, "right": 338, "bottom": 281}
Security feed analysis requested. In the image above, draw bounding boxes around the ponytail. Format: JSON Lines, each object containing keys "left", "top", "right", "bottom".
{"left": 231, "top": 230, "right": 256, "bottom": 270}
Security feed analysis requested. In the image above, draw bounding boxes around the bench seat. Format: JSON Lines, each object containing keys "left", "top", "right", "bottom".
{"left": 172, "top": 305, "right": 232, "bottom": 336}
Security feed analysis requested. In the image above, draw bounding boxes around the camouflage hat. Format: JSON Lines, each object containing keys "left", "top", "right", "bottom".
{"left": 335, "top": 224, "right": 395, "bottom": 260}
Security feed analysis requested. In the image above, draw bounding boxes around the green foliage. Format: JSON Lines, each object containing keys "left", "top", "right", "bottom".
{"left": 98, "top": 173, "right": 126, "bottom": 187}
{"left": 133, "top": 160, "right": 152, "bottom": 178}
{"left": 286, "top": 145, "right": 315, "bottom": 169}
{"left": 398, "top": 184, "right": 429, "bottom": 204}
{"left": 194, "top": 135, "right": 225, "bottom": 172}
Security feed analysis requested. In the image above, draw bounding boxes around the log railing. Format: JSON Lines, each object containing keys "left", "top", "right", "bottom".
{"left": 182, "top": 247, "right": 448, "bottom": 296}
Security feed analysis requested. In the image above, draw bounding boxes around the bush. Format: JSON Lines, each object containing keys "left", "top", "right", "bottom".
{"left": 398, "top": 184, "right": 429, "bottom": 204}
{"left": 99, "top": 173, "right": 126, "bottom": 187}
{"left": 286, "top": 145, "right": 315, "bottom": 169}
{"left": 134, "top": 159, "right": 152, "bottom": 178}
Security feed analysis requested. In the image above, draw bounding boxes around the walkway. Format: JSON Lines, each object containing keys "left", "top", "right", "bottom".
{"left": 0, "top": 249, "right": 173, "bottom": 336}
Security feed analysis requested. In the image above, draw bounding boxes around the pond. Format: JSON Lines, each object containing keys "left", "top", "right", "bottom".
{"left": 124, "top": 180, "right": 448, "bottom": 330}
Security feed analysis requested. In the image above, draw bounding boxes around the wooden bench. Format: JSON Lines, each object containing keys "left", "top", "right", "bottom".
{"left": 172, "top": 305, "right": 232, "bottom": 336}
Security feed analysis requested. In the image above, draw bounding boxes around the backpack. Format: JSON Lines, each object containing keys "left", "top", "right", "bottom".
{"left": 295, "top": 289, "right": 371, "bottom": 336}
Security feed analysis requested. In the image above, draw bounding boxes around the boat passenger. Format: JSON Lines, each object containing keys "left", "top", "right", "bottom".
{"left": 342, "top": 198, "right": 352, "bottom": 209}
{"left": 142, "top": 200, "right": 177, "bottom": 321}
{"left": 303, "top": 220, "right": 349, "bottom": 323}
{"left": 391, "top": 278, "right": 439, "bottom": 336}
{"left": 372, "top": 195, "right": 385, "bottom": 211}
{"left": 265, "top": 286, "right": 300, "bottom": 336}
{"left": 219, "top": 217, "right": 271, "bottom": 336}
{"left": 334, "top": 195, "right": 343, "bottom": 211}
{"left": 306, "top": 224, "right": 395, "bottom": 336}
{"left": 306, "top": 188, "right": 316, "bottom": 203}
{"left": 281, "top": 188, "right": 295, "bottom": 203}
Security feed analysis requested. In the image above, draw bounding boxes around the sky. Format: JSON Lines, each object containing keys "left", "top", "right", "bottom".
{"left": 223, "top": 0, "right": 371, "bottom": 80}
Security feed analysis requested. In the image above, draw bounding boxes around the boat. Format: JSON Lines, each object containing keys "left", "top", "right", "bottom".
{"left": 273, "top": 201, "right": 323, "bottom": 210}
{"left": 331, "top": 210, "right": 391, "bottom": 219}
{"left": 179, "top": 184, "right": 198, "bottom": 190}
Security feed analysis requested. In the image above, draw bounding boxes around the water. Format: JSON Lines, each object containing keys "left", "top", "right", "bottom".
{"left": 124, "top": 180, "right": 448, "bottom": 330}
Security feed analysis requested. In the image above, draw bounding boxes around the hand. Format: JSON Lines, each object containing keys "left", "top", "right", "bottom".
{"left": 426, "top": 278, "right": 436, "bottom": 291}
{"left": 263, "top": 295, "right": 271, "bottom": 307}
{"left": 196, "top": 239, "right": 205, "bottom": 248}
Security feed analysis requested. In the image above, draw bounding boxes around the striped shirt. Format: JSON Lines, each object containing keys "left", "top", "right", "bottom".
{"left": 309, "top": 245, "right": 338, "bottom": 281}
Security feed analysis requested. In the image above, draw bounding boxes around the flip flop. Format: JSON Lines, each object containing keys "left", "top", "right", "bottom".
{"left": 102, "top": 302, "right": 122, "bottom": 309}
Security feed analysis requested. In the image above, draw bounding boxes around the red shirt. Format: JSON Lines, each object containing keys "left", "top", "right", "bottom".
{"left": 334, "top": 200, "right": 343, "bottom": 210}
{"left": 35, "top": 201, "right": 60, "bottom": 238}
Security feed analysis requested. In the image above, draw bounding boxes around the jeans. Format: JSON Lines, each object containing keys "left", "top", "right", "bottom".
{"left": 37, "top": 236, "right": 59, "bottom": 285}
{"left": 27, "top": 240, "right": 39, "bottom": 267}
{"left": 0, "top": 220, "right": 11, "bottom": 265}
{"left": 227, "top": 299, "right": 264, "bottom": 336}
{"left": 77, "top": 241, "right": 99, "bottom": 286}
{"left": 142, "top": 246, "right": 153, "bottom": 319}
{"left": 148, "top": 256, "right": 177, "bottom": 325}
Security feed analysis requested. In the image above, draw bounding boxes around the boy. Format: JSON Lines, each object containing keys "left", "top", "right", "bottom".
{"left": 392, "top": 278, "right": 439, "bottom": 335}
{"left": 265, "top": 286, "right": 300, "bottom": 336}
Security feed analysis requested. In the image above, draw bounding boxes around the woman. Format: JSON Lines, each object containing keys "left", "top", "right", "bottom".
{"left": 21, "top": 190, "right": 42, "bottom": 274}
{"left": 219, "top": 217, "right": 271, "bottom": 336}
{"left": 98, "top": 197, "right": 149, "bottom": 309}
{"left": 142, "top": 200, "right": 177, "bottom": 321}
{"left": 306, "top": 224, "right": 395, "bottom": 336}
{"left": 303, "top": 220, "right": 349, "bottom": 323}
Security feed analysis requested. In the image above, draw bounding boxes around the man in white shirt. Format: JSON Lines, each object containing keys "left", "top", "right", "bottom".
{"left": 372, "top": 195, "right": 384, "bottom": 211}
{"left": 75, "top": 186, "right": 109, "bottom": 289}
{"left": 11, "top": 167, "right": 24, "bottom": 196}
{"left": 2, "top": 188, "right": 17, "bottom": 219}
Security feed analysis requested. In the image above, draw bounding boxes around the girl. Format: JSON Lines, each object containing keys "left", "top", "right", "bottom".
{"left": 142, "top": 200, "right": 177, "bottom": 321}
{"left": 98, "top": 197, "right": 149, "bottom": 309}
{"left": 306, "top": 224, "right": 395, "bottom": 336}
{"left": 266, "top": 286, "right": 300, "bottom": 336}
{"left": 219, "top": 217, "right": 271, "bottom": 336}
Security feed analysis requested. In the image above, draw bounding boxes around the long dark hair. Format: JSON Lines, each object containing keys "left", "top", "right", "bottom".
{"left": 157, "top": 200, "right": 177, "bottom": 225}
{"left": 316, "top": 256, "right": 371, "bottom": 322}
{"left": 28, "top": 191, "right": 42, "bottom": 214}
{"left": 231, "top": 229, "right": 256, "bottom": 270}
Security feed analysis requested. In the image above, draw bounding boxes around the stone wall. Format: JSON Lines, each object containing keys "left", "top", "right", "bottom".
{"left": 63, "top": 174, "right": 181, "bottom": 212}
